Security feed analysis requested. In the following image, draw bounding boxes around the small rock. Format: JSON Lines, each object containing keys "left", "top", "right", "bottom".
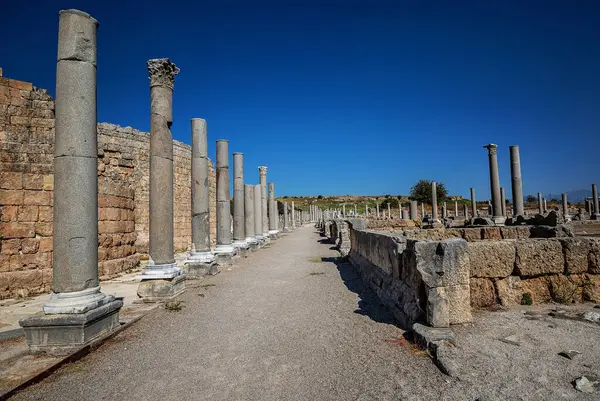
{"left": 582, "top": 311, "right": 600, "bottom": 324}
{"left": 499, "top": 334, "right": 520, "bottom": 346}
{"left": 558, "top": 350, "right": 581, "bottom": 360}
{"left": 574, "top": 376, "right": 599, "bottom": 393}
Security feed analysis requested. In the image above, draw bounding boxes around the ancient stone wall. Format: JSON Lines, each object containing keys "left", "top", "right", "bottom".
{"left": 0, "top": 75, "right": 217, "bottom": 299}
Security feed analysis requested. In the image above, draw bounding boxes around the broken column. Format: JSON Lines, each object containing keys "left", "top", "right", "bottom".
{"left": 213, "top": 140, "right": 237, "bottom": 263}
{"left": 442, "top": 202, "right": 447, "bottom": 218}
{"left": 562, "top": 193, "right": 570, "bottom": 222}
{"left": 421, "top": 202, "right": 425, "bottom": 219}
{"left": 387, "top": 203, "right": 391, "bottom": 219}
{"left": 483, "top": 144, "right": 505, "bottom": 224}
{"left": 454, "top": 201, "right": 458, "bottom": 218}
{"left": 470, "top": 188, "right": 477, "bottom": 217}
{"left": 509, "top": 145, "right": 524, "bottom": 216}
{"left": 376, "top": 203, "right": 380, "bottom": 218}
{"left": 410, "top": 200, "right": 418, "bottom": 220}
{"left": 244, "top": 184, "right": 259, "bottom": 250}
{"left": 268, "top": 182, "right": 279, "bottom": 237}
{"left": 137, "top": 58, "right": 185, "bottom": 300}
{"left": 431, "top": 181, "right": 439, "bottom": 222}
{"left": 232, "top": 153, "right": 249, "bottom": 255}
{"left": 20, "top": 9, "right": 123, "bottom": 355}
{"left": 463, "top": 203, "right": 469, "bottom": 219}
{"left": 592, "top": 184, "right": 599, "bottom": 220}
{"left": 185, "top": 118, "right": 216, "bottom": 277}
{"left": 283, "top": 202, "right": 290, "bottom": 232}
{"left": 543, "top": 198, "right": 548, "bottom": 214}
{"left": 538, "top": 192, "right": 543, "bottom": 215}
{"left": 291, "top": 201, "right": 296, "bottom": 229}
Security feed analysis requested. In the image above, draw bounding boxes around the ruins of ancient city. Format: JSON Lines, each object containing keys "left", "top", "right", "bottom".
{"left": 0, "top": 6, "right": 599, "bottom": 401}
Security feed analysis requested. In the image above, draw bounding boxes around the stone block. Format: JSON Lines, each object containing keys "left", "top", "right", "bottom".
{"left": 17, "top": 205, "right": 39, "bottom": 221}
{"left": 427, "top": 286, "right": 449, "bottom": 328}
{"left": 548, "top": 274, "right": 584, "bottom": 303}
{"left": 582, "top": 274, "right": 600, "bottom": 303}
{"left": 0, "top": 172, "right": 23, "bottom": 189}
{"left": 1, "top": 205, "right": 18, "bottom": 221}
{"left": 0, "top": 254, "right": 10, "bottom": 272}
{"left": 19, "top": 299, "right": 122, "bottom": 356}
{"left": 35, "top": 222, "right": 53, "bottom": 237}
{"left": 0, "top": 189, "right": 23, "bottom": 205}
{"left": 38, "top": 206, "right": 53, "bottom": 222}
{"left": 23, "top": 190, "right": 51, "bottom": 206}
{"left": 468, "top": 241, "right": 516, "bottom": 278}
{"left": 590, "top": 240, "right": 600, "bottom": 274}
{"left": 8, "top": 79, "right": 33, "bottom": 91}
{"left": 461, "top": 228, "right": 481, "bottom": 242}
{"left": 9, "top": 252, "right": 51, "bottom": 271}
{"left": 470, "top": 278, "right": 496, "bottom": 308}
{"left": 415, "top": 238, "right": 470, "bottom": 288}
{"left": 560, "top": 238, "right": 590, "bottom": 275}
{"left": 521, "top": 276, "right": 552, "bottom": 303}
{"left": 21, "top": 238, "right": 39, "bottom": 254}
{"left": 446, "top": 284, "right": 472, "bottom": 324}
{"left": 39, "top": 237, "right": 52, "bottom": 252}
{"left": 515, "top": 239, "right": 564, "bottom": 277}
{"left": 482, "top": 227, "right": 502, "bottom": 240}
{"left": 137, "top": 275, "right": 186, "bottom": 302}
{"left": 1, "top": 238, "right": 20, "bottom": 255}
{"left": 31, "top": 118, "right": 54, "bottom": 128}
{"left": 495, "top": 275, "right": 522, "bottom": 306}
{"left": 0, "top": 222, "right": 35, "bottom": 238}
{"left": 1, "top": 269, "right": 43, "bottom": 289}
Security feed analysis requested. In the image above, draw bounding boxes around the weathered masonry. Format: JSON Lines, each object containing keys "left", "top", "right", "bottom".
{"left": 0, "top": 72, "right": 217, "bottom": 299}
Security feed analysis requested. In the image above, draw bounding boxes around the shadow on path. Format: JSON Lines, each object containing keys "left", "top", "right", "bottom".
{"left": 321, "top": 256, "right": 398, "bottom": 327}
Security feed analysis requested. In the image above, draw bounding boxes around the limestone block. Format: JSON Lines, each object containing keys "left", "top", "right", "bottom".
{"left": 0, "top": 222, "right": 35, "bottom": 238}
{"left": 35, "top": 222, "right": 52, "bottom": 237}
{"left": 495, "top": 276, "right": 523, "bottom": 306}
{"left": 427, "top": 286, "right": 449, "bottom": 328}
{"left": 468, "top": 241, "right": 516, "bottom": 278}
{"left": 445, "top": 284, "right": 472, "bottom": 324}
{"left": 415, "top": 238, "right": 470, "bottom": 288}
{"left": 470, "top": 278, "right": 496, "bottom": 308}
{"left": 0, "top": 189, "right": 24, "bottom": 205}
{"left": 583, "top": 274, "right": 600, "bottom": 303}
{"left": 21, "top": 238, "right": 39, "bottom": 254}
{"left": 0, "top": 172, "right": 23, "bottom": 189}
{"left": 39, "top": 237, "right": 52, "bottom": 252}
{"left": 590, "top": 239, "right": 600, "bottom": 274}
{"left": 1, "top": 238, "right": 20, "bottom": 255}
{"left": 482, "top": 227, "right": 502, "bottom": 240}
{"left": 560, "top": 238, "right": 590, "bottom": 274}
{"left": 23, "top": 190, "right": 50, "bottom": 206}
{"left": 0, "top": 206, "right": 18, "bottom": 221}
{"left": 521, "top": 277, "right": 552, "bottom": 303}
{"left": 515, "top": 239, "right": 564, "bottom": 277}
{"left": 17, "top": 205, "right": 39, "bottom": 222}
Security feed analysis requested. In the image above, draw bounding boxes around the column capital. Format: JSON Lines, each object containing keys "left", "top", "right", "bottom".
{"left": 147, "top": 58, "right": 180, "bottom": 89}
{"left": 483, "top": 143, "right": 498, "bottom": 155}
{"left": 258, "top": 165, "right": 268, "bottom": 175}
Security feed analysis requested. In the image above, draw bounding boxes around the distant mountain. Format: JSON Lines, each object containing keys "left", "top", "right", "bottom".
{"left": 544, "top": 189, "right": 593, "bottom": 203}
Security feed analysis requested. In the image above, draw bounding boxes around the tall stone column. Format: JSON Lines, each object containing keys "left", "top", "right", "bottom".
{"left": 137, "top": 58, "right": 186, "bottom": 300}
{"left": 259, "top": 166, "right": 269, "bottom": 237}
{"left": 454, "top": 201, "right": 458, "bottom": 217}
{"left": 253, "top": 185, "right": 264, "bottom": 242}
{"left": 442, "top": 202, "right": 447, "bottom": 218}
{"left": 463, "top": 204, "right": 469, "bottom": 219}
{"left": 401, "top": 208, "right": 409, "bottom": 220}
{"left": 232, "top": 153, "right": 249, "bottom": 255}
{"left": 365, "top": 204, "right": 369, "bottom": 216}
{"left": 214, "top": 140, "right": 237, "bottom": 262}
{"left": 562, "top": 193, "right": 570, "bottom": 222}
{"left": 291, "top": 201, "right": 296, "bottom": 229}
{"left": 431, "top": 181, "right": 439, "bottom": 222}
{"left": 410, "top": 200, "right": 418, "bottom": 220}
{"left": 538, "top": 192, "right": 543, "bottom": 214}
{"left": 421, "top": 202, "right": 425, "bottom": 219}
{"left": 470, "top": 188, "right": 477, "bottom": 217}
{"left": 185, "top": 118, "right": 216, "bottom": 277}
{"left": 20, "top": 9, "right": 122, "bottom": 355}
{"left": 283, "top": 202, "right": 290, "bottom": 232}
{"left": 268, "top": 182, "right": 279, "bottom": 237}
{"left": 500, "top": 187, "right": 506, "bottom": 217}
{"left": 592, "top": 184, "right": 599, "bottom": 220}
{"left": 244, "top": 184, "right": 259, "bottom": 250}
{"left": 342, "top": 204, "right": 346, "bottom": 216}
{"left": 483, "top": 144, "right": 504, "bottom": 224}
{"left": 509, "top": 145, "right": 524, "bottom": 216}
{"left": 354, "top": 204, "right": 358, "bottom": 216}
{"left": 376, "top": 203, "right": 380, "bottom": 218}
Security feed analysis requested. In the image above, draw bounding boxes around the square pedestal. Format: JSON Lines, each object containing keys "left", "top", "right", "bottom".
{"left": 19, "top": 299, "right": 123, "bottom": 356}
{"left": 184, "top": 261, "right": 218, "bottom": 278}
{"left": 136, "top": 274, "right": 186, "bottom": 303}
{"left": 234, "top": 244, "right": 250, "bottom": 258}
{"left": 249, "top": 241, "right": 261, "bottom": 251}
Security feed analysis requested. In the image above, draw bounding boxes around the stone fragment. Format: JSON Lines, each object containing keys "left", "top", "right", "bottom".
{"left": 521, "top": 277, "right": 552, "bottom": 303}
{"left": 495, "top": 276, "right": 522, "bottom": 306}
{"left": 582, "top": 311, "right": 600, "bottom": 323}
{"left": 468, "top": 241, "right": 515, "bottom": 278}
{"left": 499, "top": 334, "right": 520, "bottom": 346}
{"left": 557, "top": 350, "right": 581, "bottom": 360}
{"left": 574, "top": 376, "right": 599, "bottom": 393}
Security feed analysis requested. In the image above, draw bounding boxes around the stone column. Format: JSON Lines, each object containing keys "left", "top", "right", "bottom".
{"left": 402, "top": 208, "right": 409, "bottom": 220}
{"left": 291, "top": 201, "right": 296, "bottom": 229}
{"left": 463, "top": 203, "right": 469, "bottom": 219}
{"left": 254, "top": 185, "right": 264, "bottom": 242}
{"left": 244, "top": 184, "right": 258, "bottom": 248}
{"left": 342, "top": 204, "right": 346, "bottom": 217}
{"left": 259, "top": 166, "right": 269, "bottom": 237}
{"left": 376, "top": 203, "right": 380, "bottom": 218}
{"left": 470, "top": 188, "right": 477, "bottom": 217}
{"left": 137, "top": 58, "right": 186, "bottom": 299}
{"left": 500, "top": 187, "right": 506, "bottom": 217}
{"left": 431, "top": 181, "right": 439, "bottom": 221}
{"left": 185, "top": 118, "right": 216, "bottom": 276}
{"left": 410, "top": 201, "right": 418, "bottom": 220}
{"left": 442, "top": 202, "right": 447, "bottom": 219}
{"left": 421, "top": 202, "right": 425, "bottom": 219}
{"left": 232, "top": 153, "right": 248, "bottom": 254}
{"left": 214, "top": 140, "right": 236, "bottom": 262}
{"left": 538, "top": 192, "right": 543, "bottom": 214}
{"left": 365, "top": 204, "right": 369, "bottom": 216}
{"left": 592, "top": 184, "right": 599, "bottom": 220}
{"left": 543, "top": 198, "right": 548, "bottom": 214}
{"left": 20, "top": 9, "right": 122, "bottom": 355}
{"left": 562, "top": 193, "right": 570, "bottom": 222}
{"left": 483, "top": 144, "right": 504, "bottom": 224}
{"left": 509, "top": 145, "right": 524, "bottom": 216}
{"left": 454, "top": 201, "right": 458, "bottom": 217}
{"left": 283, "top": 202, "right": 290, "bottom": 232}
{"left": 268, "top": 182, "right": 279, "bottom": 237}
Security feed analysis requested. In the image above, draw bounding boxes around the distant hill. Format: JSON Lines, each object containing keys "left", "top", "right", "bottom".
{"left": 545, "top": 189, "right": 593, "bottom": 203}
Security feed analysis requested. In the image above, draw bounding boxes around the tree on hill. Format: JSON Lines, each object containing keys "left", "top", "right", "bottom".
{"left": 525, "top": 195, "right": 537, "bottom": 204}
{"left": 409, "top": 180, "right": 448, "bottom": 205}
{"left": 380, "top": 197, "right": 399, "bottom": 209}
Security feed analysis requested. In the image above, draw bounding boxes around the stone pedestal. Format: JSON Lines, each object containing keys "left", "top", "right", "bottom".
{"left": 19, "top": 10, "right": 122, "bottom": 355}
{"left": 136, "top": 275, "right": 185, "bottom": 303}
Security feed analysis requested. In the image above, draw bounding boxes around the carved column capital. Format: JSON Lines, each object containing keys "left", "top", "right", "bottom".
{"left": 483, "top": 143, "right": 497, "bottom": 155}
{"left": 258, "top": 166, "right": 268, "bottom": 175}
{"left": 147, "top": 58, "right": 180, "bottom": 89}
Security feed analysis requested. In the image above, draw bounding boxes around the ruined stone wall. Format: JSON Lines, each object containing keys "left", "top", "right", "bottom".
{"left": 0, "top": 75, "right": 217, "bottom": 299}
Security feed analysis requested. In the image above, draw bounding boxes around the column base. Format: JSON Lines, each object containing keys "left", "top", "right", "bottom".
{"left": 19, "top": 298, "right": 122, "bottom": 356}
{"left": 136, "top": 274, "right": 186, "bottom": 303}
{"left": 261, "top": 233, "right": 271, "bottom": 245}
{"left": 136, "top": 261, "right": 183, "bottom": 280}
{"left": 213, "top": 244, "right": 238, "bottom": 265}
{"left": 283, "top": 227, "right": 291, "bottom": 233}
{"left": 42, "top": 286, "right": 115, "bottom": 314}
{"left": 268, "top": 230, "right": 280, "bottom": 239}
{"left": 232, "top": 240, "right": 250, "bottom": 257}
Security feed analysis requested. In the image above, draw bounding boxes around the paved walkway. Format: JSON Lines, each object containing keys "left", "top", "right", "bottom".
{"left": 12, "top": 226, "right": 467, "bottom": 401}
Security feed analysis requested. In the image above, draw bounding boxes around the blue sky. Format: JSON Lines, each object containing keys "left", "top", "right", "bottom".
{"left": 2, "top": 0, "right": 599, "bottom": 199}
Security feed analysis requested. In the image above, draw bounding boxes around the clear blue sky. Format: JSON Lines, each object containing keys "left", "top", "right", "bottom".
{"left": 2, "top": 0, "right": 599, "bottom": 199}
